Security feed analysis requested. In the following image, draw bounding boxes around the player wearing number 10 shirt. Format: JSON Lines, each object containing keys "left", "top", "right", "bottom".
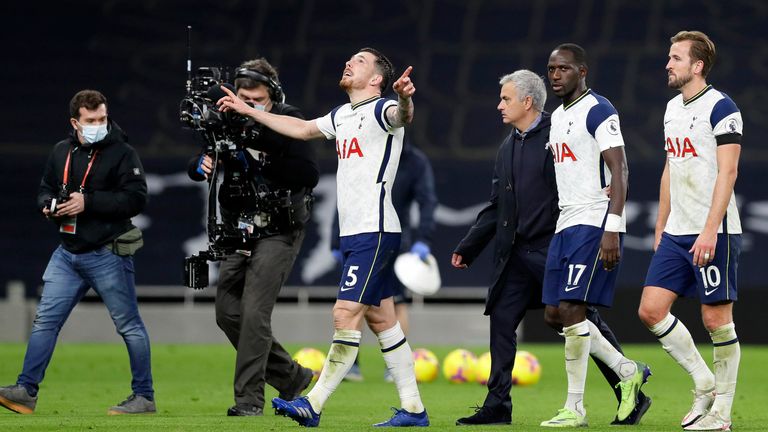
{"left": 638, "top": 31, "right": 743, "bottom": 431}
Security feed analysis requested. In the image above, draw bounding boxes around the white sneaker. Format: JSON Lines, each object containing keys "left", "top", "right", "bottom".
{"left": 683, "top": 410, "right": 731, "bottom": 431}
{"left": 681, "top": 388, "right": 715, "bottom": 427}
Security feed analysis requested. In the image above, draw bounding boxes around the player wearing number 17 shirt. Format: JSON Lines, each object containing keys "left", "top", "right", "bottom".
{"left": 638, "top": 31, "right": 743, "bottom": 432}
{"left": 217, "top": 47, "right": 428, "bottom": 428}
{"left": 540, "top": 44, "right": 650, "bottom": 428}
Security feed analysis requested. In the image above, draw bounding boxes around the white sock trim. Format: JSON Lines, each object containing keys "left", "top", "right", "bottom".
{"left": 563, "top": 320, "right": 590, "bottom": 337}
{"left": 710, "top": 322, "right": 737, "bottom": 345}
{"left": 648, "top": 313, "right": 677, "bottom": 337}
{"left": 377, "top": 322, "right": 406, "bottom": 351}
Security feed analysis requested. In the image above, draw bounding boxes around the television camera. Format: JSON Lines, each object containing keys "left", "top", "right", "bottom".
{"left": 179, "top": 35, "right": 297, "bottom": 290}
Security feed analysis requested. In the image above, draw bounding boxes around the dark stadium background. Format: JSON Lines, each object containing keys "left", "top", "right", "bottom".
{"left": 1, "top": 0, "right": 765, "bottom": 341}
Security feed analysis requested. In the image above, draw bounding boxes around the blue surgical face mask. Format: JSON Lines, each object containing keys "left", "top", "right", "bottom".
{"left": 78, "top": 122, "right": 108, "bottom": 145}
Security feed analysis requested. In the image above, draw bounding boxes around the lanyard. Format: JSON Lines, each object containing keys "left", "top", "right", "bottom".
{"left": 62, "top": 147, "right": 99, "bottom": 193}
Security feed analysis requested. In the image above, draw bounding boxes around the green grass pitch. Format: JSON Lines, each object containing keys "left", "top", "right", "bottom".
{"left": 1, "top": 343, "right": 767, "bottom": 430}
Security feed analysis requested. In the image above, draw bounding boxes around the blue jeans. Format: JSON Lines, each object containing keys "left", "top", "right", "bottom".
{"left": 17, "top": 245, "right": 154, "bottom": 398}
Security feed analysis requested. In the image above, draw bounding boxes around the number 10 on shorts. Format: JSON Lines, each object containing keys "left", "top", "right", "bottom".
{"left": 699, "top": 265, "right": 721, "bottom": 290}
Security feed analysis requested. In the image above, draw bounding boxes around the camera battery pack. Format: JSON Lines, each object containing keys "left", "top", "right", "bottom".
{"left": 184, "top": 255, "right": 209, "bottom": 289}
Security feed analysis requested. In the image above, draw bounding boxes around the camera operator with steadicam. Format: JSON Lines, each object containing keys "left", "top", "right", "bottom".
{"left": 186, "top": 58, "right": 318, "bottom": 417}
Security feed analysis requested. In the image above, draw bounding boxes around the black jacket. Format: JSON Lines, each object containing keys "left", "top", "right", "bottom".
{"left": 187, "top": 102, "right": 319, "bottom": 224}
{"left": 38, "top": 120, "right": 148, "bottom": 253}
{"left": 454, "top": 112, "right": 558, "bottom": 314}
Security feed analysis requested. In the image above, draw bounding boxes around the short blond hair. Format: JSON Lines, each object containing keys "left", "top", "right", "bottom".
{"left": 670, "top": 30, "right": 716, "bottom": 77}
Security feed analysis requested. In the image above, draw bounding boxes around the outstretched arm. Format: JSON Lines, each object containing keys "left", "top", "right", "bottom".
{"left": 217, "top": 86, "right": 325, "bottom": 141}
{"left": 386, "top": 66, "right": 415, "bottom": 128}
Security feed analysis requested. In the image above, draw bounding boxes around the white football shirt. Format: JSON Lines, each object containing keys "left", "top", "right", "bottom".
{"left": 663, "top": 85, "right": 743, "bottom": 235}
{"left": 549, "top": 90, "right": 626, "bottom": 233}
{"left": 316, "top": 96, "right": 403, "bottom": 236}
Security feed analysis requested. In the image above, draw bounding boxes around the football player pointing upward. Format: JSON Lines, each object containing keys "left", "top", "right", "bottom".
{"left": 219, "top": 49, "right": 427, "bottom": 428}
{"left": 638, "top": 31, "right": 743, "bottom": 432}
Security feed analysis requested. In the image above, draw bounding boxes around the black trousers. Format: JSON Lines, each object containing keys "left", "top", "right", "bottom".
{"left": 215, "top": 228, "right": 306, "bottom": 408}
{"left": 483, "top": 241, "right": 630, "bottom": 413}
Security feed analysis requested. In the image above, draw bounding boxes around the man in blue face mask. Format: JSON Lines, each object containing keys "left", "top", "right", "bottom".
{"left": 0, "top": 90, "right": 155, "bottom": 416}
{"left": 71, "top": 101, "right": 109, "bottom": 145}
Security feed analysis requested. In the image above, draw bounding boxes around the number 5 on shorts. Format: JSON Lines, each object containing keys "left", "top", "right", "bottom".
{"left": 344, "top": 265, "right": 360, "bottom": 287}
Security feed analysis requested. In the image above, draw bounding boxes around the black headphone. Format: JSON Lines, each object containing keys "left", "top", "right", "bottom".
{"left": 234, "top": 67, "right": 285, "bottom": 103}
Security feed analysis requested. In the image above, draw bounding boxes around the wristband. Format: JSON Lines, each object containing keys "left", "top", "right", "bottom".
{"left": 604, "top": 213, "right": 622, "bottom": 232}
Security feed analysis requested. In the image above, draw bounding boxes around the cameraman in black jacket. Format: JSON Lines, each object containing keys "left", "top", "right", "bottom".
{"left": 187, "top": 58, "right": 318, "bottom": 416}
{"left": 0, "top": 90, "right": 155, "bottom": 415}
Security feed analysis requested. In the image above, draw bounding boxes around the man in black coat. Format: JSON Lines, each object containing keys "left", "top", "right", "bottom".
{"left": 452, "top": 70, "right": 650, "bottom": 426}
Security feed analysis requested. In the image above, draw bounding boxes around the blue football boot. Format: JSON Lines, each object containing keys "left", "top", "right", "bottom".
{"left": 272, "top": 396, "right": 321, "bottom": 427}
{"left": 374, "top": 407, "right": 429, "bottom": 427}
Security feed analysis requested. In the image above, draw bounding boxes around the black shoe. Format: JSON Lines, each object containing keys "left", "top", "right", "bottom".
{"left": 279, "top": 366, "right": 313, "bottom": 401}
{"left": 456, "top": 405, "right": 511, "bottom": 426}
{"left": 611, "top": 394, "right": 652, "bottom": 425}
{"left": 227, "top": 404, "right": 263, "bottom": 416}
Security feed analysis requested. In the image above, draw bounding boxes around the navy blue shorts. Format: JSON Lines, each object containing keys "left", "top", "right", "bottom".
{"left": 338, "top": 232, "right": 401, "bottom": 306}
{"left": 543, "top": 225, "right": 622, "bottom": 307}
{"left": 644, "top": 233, "right": 740, "bottom": 304}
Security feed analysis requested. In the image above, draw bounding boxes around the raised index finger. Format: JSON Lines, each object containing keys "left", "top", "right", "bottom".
{"left": 220, "top": 85, "right": 236, "bottom": 97}
{"left": 398, "top": 66, "right": 413, "bottom": 81}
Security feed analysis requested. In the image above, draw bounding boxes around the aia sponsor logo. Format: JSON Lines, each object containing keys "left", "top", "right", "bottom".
{"left": 666, "top": 137, "right": 698, "bottom": 158}
{"left": 549, "top": 142, "right": 577, "bottom": 163}
{"left": 336, "top": 137, "right": 364, "bottom": 159}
